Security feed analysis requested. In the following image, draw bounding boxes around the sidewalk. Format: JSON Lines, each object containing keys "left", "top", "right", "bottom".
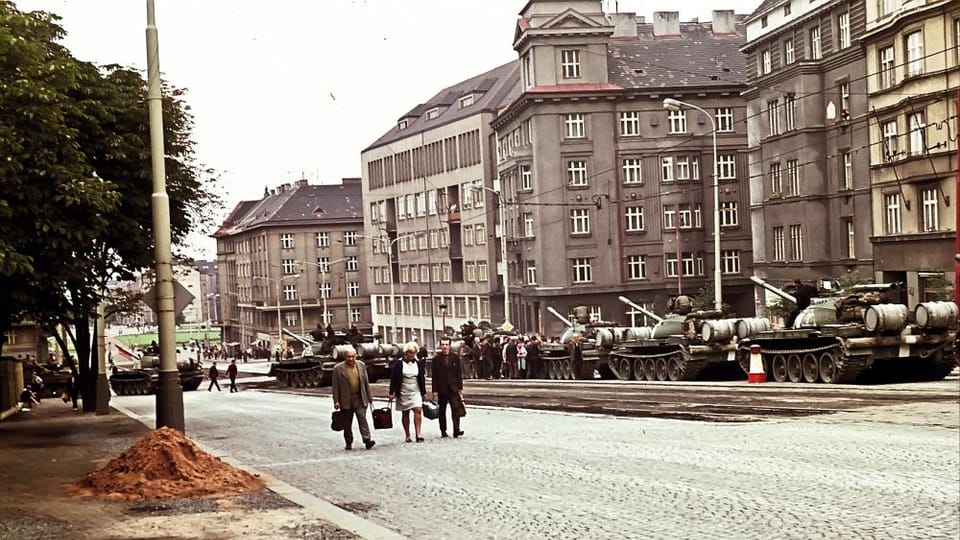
{"left": 0, "top": 401, "right": 403, "bottom": 540}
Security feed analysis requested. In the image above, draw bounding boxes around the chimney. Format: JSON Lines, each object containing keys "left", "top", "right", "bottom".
{"left": 712, "top": 10, "right": 736, "bottom": 35}
{"left": 653, "top": 11, "right": 680, "bottom": 37}
{"left": 607, "top": 12, "right": 637, "bottom": 38}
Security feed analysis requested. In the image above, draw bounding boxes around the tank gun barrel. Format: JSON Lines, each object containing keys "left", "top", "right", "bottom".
{"left": 617, "top": 296, "right": 664, "bottom": 323}
{"left": 282, "top": 327, "right": 314, "bottom": 346}
{"left": 546, "top": 307, "right": 574, "bottom": 328}
{"left": 749, "top": 276, "right": 798, "bottom": 304}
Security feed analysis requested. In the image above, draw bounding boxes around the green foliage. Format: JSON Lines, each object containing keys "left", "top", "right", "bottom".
{"left": 836, "top": 270, "right": 872, "bottom": 290}
{"left": 690, "top": 283, "right": 732, "bottom": 315}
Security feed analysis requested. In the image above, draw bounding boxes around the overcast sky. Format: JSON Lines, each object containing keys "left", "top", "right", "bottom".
{"left": 18, "top": 0, "right": 760, "bottom": 257}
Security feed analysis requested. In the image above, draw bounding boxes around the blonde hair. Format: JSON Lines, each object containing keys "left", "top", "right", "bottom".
{"left": 404, "top": 342, "right": 419, "bottom": 354}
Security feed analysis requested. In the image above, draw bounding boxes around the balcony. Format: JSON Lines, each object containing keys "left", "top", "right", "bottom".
{"left": 447, "top": 210, "right": 461, "bottom": 223}
{"left": 449, "top": 244, "right": 463, "bottom": 259}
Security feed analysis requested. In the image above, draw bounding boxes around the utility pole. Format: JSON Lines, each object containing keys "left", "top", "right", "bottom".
{"left": 954, "top": 88, "right": 959, "bottom": 306}
{"left": 145, "top": 0, "right": 184, "bottom": 432}
{"left": 95, "top": 299, "right": 110, "bottom": 415}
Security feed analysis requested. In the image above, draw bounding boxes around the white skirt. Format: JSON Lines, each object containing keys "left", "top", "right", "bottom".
{"left": 396, "top": 361, "right": 423, "bottom": 411}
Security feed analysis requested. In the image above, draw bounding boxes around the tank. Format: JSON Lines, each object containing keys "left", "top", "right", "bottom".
{"left": 268, "top": 326, "right": 396, "bottom": 388}
{"left": 109, "top": 349, "right": 204, "bottom": 396}
{"left": 23, "top": 363, "right": 73, "bottom": 399}
{"left": 606, "top": 295, "right": 747, "bottom": 381}
{"left": 739, "top": 276, "right": 958, "bottom": 383}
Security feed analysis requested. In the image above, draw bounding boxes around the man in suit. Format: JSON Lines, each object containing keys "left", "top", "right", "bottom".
{"left": 332, "top": 347, "right": 376, "bottom": 450}
{"left": 431, "top": 338, "right": 464, "bottom": 438}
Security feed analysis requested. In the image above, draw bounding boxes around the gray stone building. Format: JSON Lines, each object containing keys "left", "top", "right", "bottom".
{"left": 741, "top": 0, "right": 875, "bottom": 311}
{"left": 492, "top": 1, "right": 755, "bottom": 337}
{"left": 214, "top": 179, "right": 369, "bottom": 351}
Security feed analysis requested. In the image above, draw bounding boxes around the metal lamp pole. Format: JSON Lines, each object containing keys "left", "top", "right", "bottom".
{"left": 663, "top": 98, "right": 721, "bottom": 311}
{"left": 474, "top": 186, "right": 510, "bottom": 326}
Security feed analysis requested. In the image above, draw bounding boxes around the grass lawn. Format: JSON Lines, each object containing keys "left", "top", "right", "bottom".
{"left": 114, "top": 330, "right": 221, "bottom": 348}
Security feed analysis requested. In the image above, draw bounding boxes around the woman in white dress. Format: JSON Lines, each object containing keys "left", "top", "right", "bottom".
{"left": 388, "top": 342, "right": 427, "bottom": 442}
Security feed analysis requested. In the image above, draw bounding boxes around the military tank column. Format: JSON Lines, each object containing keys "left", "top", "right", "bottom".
{"left": 740, "top": 276, "right": 959, "bottom": 384}
{"left": 268, "top": 325, "right": 399, "bottom": 388}
{"left": 109, "top": 344, "right": 204, "bottom": 396}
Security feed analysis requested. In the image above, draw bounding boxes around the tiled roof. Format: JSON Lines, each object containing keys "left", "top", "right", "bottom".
{"left": 607, "top": 19, "right": 748, "bottom": 89}
{"left": 745, "top": 0, "right": 786, "bottom": 23}
{"left": 527, "top": 83, "right": 622, "bottom": 93}
{"left": 365, "top": 60, "right": 521, "bottom": 151}
{"left": 214, "top": 182, "right": 363, "bottom": 237}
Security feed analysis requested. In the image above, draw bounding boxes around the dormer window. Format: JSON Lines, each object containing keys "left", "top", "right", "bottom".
{"left": 561, "top": 49, "right": 581, "bottom": 79}
{"left": 398, "top": 120, "right": 408, "bottom": 130}
{"left": 459, "top": 94, "right": 475, "bottom": 108}
{"left": 425, "top": 108, "right": 440, "bottom": 120}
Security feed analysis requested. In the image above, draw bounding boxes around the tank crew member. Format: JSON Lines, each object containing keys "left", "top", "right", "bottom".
{"left": 787, "top": 279, "right": 819, "bottom": 327}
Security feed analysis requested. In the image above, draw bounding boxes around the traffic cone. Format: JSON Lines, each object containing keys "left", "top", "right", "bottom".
{"left": 748, "top": 344, "right": 766, "bottom": 383}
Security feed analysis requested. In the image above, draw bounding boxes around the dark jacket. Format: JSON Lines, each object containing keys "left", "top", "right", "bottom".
{"left": 226, "top": 363, "right": 238, "bottom": 378}
{"left": 208, "top": 365, "right": 219, "bottom": 380}
{"left": 431, "top": 352, "right": 463, "bottom": 395}
{"left": 389, "top": 358, "right": 427, "bottom": 397}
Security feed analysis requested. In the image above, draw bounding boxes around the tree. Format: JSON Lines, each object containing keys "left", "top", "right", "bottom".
{"left": 0, "top": 3, "right": 220, "bottom": 409}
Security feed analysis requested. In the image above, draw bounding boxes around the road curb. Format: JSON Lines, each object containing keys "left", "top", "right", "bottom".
{"left": 111, "top": 403, "right": 408, "bottom": 540}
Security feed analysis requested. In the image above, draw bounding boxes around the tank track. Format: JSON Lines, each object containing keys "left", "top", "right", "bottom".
{"left": 274, "top": 365, "right": 330, "bottom": 388}
{"left": 609, "top": 349, "right": 704, "bottom": 381}
{"left": 109, "top": 373, "right": 153, "bottom": 395}
{"left": 751, "top": 343, "right": 866, "bottom": 384}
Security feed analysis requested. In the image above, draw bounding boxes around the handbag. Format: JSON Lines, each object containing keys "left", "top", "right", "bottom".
{"left": 452, "top": 395, "right": 467, "bottom": 418}
{"left": 371, "top": 405, "right": 393, "bottom": 430}
{"left": 422, "top": 400, "right": 440, "bottom": 420}
{"left": 330, "top": 410, "right": 350, "bottom": 432}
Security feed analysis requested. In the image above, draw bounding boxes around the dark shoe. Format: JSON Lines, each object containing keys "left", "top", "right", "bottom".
{"left": 405, "top": 437, "right": 412, "bottom": 443}
{"left": 416, "top": 437, "right": 425, "bottom": 443}
{"left": 441, "top": 432, "right": 449, "bottom": 438}
{"left": 364, "top": 440, "right": 376, "bottom": 450}
{"left": 453, "top": 430, "right": 464, "bottom": 438}
{"left": 345, "top": 442, "right": 352, "bottom": 450}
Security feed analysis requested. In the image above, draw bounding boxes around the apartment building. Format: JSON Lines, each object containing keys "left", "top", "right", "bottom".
{"left": 741, "top": 0, "right": 875, "bottom": 311}
{"left": 214, "top": 179, "right": 369, "bottom": 350}
{"left": 863, "top": 0, "right": 958, "bottom": 305}
{"left": 361, "top": 62, "right": 520, "bottom": 344}
{"left": 491, "top": 2, "right": 754, "bottom": 337}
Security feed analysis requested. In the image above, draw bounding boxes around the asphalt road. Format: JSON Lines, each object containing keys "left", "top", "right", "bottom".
{"left": 114, "top": 373, "right": 960, "bottom": 540}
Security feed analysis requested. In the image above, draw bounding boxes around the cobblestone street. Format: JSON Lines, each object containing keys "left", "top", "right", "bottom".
{"left": 117, "top": 386, "right": 960, "bottom": 540}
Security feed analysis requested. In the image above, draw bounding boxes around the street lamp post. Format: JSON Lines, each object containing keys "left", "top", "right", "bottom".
{"left": 254, "top": 274, "right": 300, "bottom": 349}
{"left": 662, "top": 98, "right": 722, "bottom": 312}
{"left": 377, "top": 231, "right": 423, "bottom": 344}
{"left": 473, "top": 186, "right": 510, "bottom": 327}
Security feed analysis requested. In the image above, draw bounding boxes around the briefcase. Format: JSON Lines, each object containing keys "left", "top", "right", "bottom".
{"left": 331, "top": 410, "right": 350, "bottom": 432}
{"left": 372, "top": 406, "right": 393, "bottom": 430}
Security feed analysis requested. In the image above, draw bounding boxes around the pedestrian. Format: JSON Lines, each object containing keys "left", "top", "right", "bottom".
{"left": 502, "top": 337, "right": 518, "bottom": 379}
{"left": 389, "top": 342, "right": 427, "bottom": 443}
{"left": 19, "top": 387, "right": 39, "bottom": 411}
{"left": 331, "top": 347, "right": 376, "bottom": 450}
{"left": 526, "top": 336, "right": 542, "bottom": 379}
{"left": 568, "top": 333, "right": 584, "bottom": 380}
{"left": 517, "top": 338, "right": 528, "bottom": 379}
{"left": 207, "top": 361, "right": 221, "bottom": 391}
{"left": 274, "top": 348, "right": 281, "bottom": 363}
{"left": 67, "top": 365, "right": 80, "bottom": 411}
{"left": 431, "top": 338, "right": 465, "bottom": 438}
{"left": 227, "top": 359, "right": 238, "bottom": 393}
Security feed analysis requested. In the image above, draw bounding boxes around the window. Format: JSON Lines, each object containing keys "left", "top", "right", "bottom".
{"left": 676, "top": 156, "right": 691, "bottom": 180}
{"left": 477, "top": 262, "right": 488, "bottom": 281}
{"left": 625, "top": 206, "right": 645, "bottom": 232}
{"left": 784, "top": 39, "right": 795, "bottom": 64}
{"left": 523, "top": 214, "right": 534, "bottom": 237}
{"left": 351, "top": 308, "right": 361, "bottom": 323}
{"left": 908, "top": 112, "right": 925, "bottom": 156}
{"left": 420, "top": 264, "right": 430, "bottom": 283}
{"left": 319, "top": 282, "right": 331, "bottom": 299}
{"left": 905, "top": 31, "right": 923, "bottom": 76}
{"left": 840, "top": 82, "right": 850, "bottom": 117}
{"left": 665, "top": 254, "right": 678, "bottom": 278}
{"left": 459, "top": 94, "right": 474, "bottom": 108}
{"left": 846, "top": 220, "right": 856, "bottom": 258}
{"left": 398, "top": 120, "right": 408, "bottom": 130}
{"left": 522, "top": 54, "right": 532, "bottom": 88}
{"left": 716, "top": 108, "right": 734, "bottom": 132}
{"left": 773, "top": 226, "right": 785, "bottom": 261}
{"left": 786, "top": 159, "right": 800, "bottom": 196}
{"left": 760, "top": 49, "right": 772, "bottom": 74}
{"left": 425, "top": 107, "right": 440, "bottom": 120}
{"left": 622, "top": 158, "right": 643, "bottom": 184}
{"left": 720, "top": 201, "right": 738, "bottom": 227}
{"left": 570, "top": 209, "right": 590, "bottom": 235}
{"left": 526, "top": 261, "right": 537, "bottom": 285}
{"left": 668, "top": 109, "right": 687, "bottom": 133}
{"left": 317, "top": 256, "right": 330, "bottom": 272}
{"left": 281, "top": 233, "right": 294, "bottom": 249}
{"left": 282, "top": 259, "right": 297, "bottom": 275}
{"left": 718, "top": 154, "right": 736, "bottom": 180}
{"left": 661, "top": 157, "right": 674, "bottom": 182}
{"left": 809, "top": 26, "right": 822, "bottom": 60}
{"left": 475, "top": 224, "right": 486, "bottom": 245}
{"left": 348, "top": 282, "right": 359, "bottom": 297}
{"left": 343, "top": 231, "right": 358, "bottom": 246}
{"left": 567, "top": 160, "right": 588, "bottom": 186}
{"left": 921, "top": 188, "right": 939, "bottom": 231}
{"left": 789, "top": 225, "right": 803, "bottom": 260}
{"left": 465, "top": 262, "right": 476, "bottom": 282}
{"left": 768, "top": 100, "right": 781, "bottom": 136}
{"left": 428, "top": 190, "right": 437, "bottom": 215}
{"left": 838, "top": 12, "right": 850, "bottom": 49}
{"left": 771, "top": 163, "right": 782, "bottom": 194}
{"left": 561, "top": 49, "right": 581, "bottom": 79}
{"left": 784, "top": 2, "right": 791, "bottom": 15}
{"left": 663, "top": 205, "right": 676, "bottom": 229}
{"left": 841, "top": 151, "right": 853, "bottom": 189}
{"left": 564, "top": 113, "right": 585, "bottom": 139}
{"left": 285, "top": 312, "right": 298, "bottom": 327}
{"left": 463, "top": 225, "right": 473, "bottom": 246}
{"left": 282, "top": 284, "right": 298, "bottom": 301}
{"left": 678, "top": 204, "right": 693, "bottom": 228}
{"left": 784, "top": 96, "right": 797, "bottom": 131}
{"left": 416, "top": 193, "right": 426, "bottom": 216}
{"left": 879, "top": 46, "right": 895, "bottom": 89}
{"left": 761, "top": 15, "right": 768, "bottom": 28}
{"left": 882, "top": 120, "right": 899, "bottom": 161}
{"left": 571, "top": 258, "right": 593, "bottom": 283}
{"left": 520, "top": 165, "right": 533, "bottom": 190}
{"left": 721, "top": 250, "right": 741, "bottom": 274}
{"left": 620, "top": 111, "right": 640, "bottom": 136}
{"left": 956, "top": 19, "right": 960, "bottom": 64}
{"left": 879, "top": 0, "right": 894, "bottom": 17}
{"left": 346, "top": 256, "right": 359, "bottom": 271}
{"left": 693, "top": 204, "right": 702, "bottom": 228}
{"left": 626, "top": 255, "right": 646, "bottom": 280}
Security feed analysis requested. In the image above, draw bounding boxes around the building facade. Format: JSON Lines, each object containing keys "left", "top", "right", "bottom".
{"left": 491, "top": 2, "right": 755, "bottom": 337}
{"left": 214, "top": 179, "right": 369, "bottom": 350}
{"left": 862, "top": 0, "right": 958, "bottom": 306}
{"left": 742, "top": 0, "right": 876, "bottom": 312}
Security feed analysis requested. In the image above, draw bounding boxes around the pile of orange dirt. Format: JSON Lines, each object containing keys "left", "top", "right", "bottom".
{"left": 67, "top": 427, "right": 265, "bottom": 501}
